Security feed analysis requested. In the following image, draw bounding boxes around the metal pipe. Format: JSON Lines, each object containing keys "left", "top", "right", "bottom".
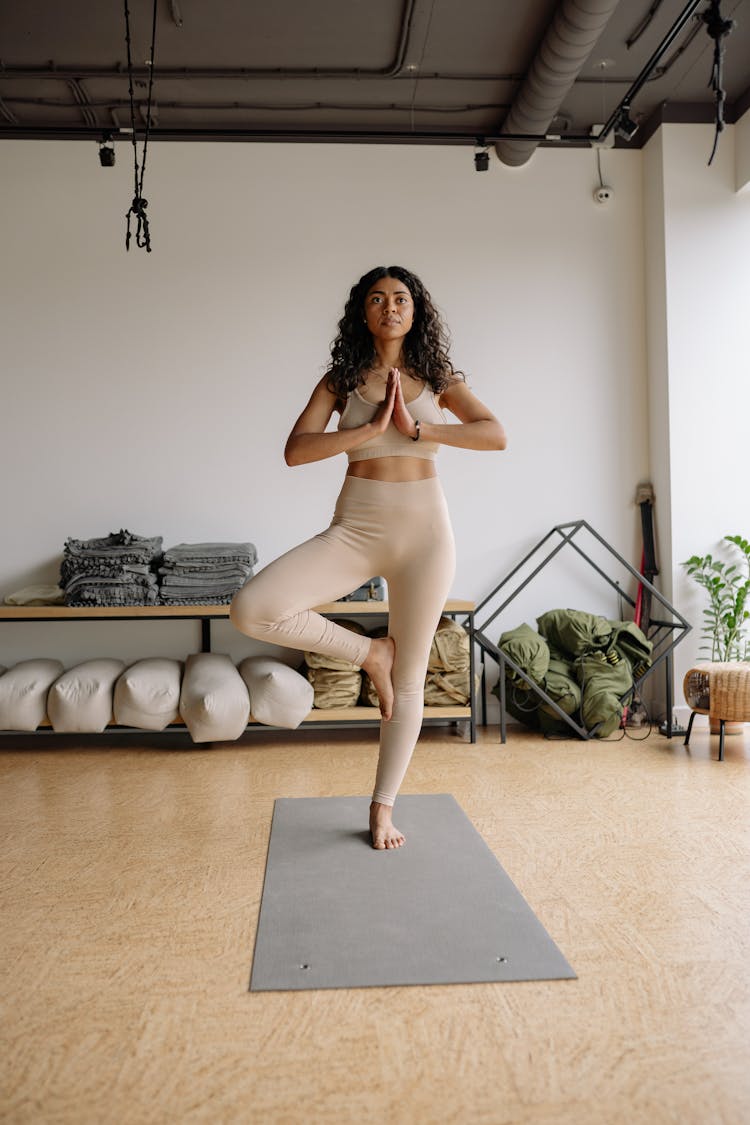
{"left": 0, "top": 0, "right": 418, "bottom": 85}
{"left": 495, "top": 0, "right": 621, "bottom": 168}
{"left": 0, "top": 64, "right": 523, "bottom": 82}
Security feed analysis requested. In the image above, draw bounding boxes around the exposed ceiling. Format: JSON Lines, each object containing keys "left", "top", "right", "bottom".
{"left": 1, "top": 0, "right": 749, "bottom": 161}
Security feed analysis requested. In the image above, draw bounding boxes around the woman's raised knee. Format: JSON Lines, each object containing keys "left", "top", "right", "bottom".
{"left": 229, "top": 583, "right": 272, "bottom": 639}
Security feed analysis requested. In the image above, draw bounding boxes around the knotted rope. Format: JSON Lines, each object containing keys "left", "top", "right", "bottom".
{"left": 700, "top": 0, "right": 735, "bottom": 166}
{"left": 124, "top": 0, "right": 158, "bottom": 251}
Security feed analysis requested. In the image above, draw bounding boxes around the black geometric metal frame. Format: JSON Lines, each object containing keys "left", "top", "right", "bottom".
{"left": 473, "top": 520, "right": 692, "bottom": 743}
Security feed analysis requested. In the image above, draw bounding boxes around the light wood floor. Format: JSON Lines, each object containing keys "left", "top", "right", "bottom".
{"left": 1, "top": 721, "right": 749, "bottom": 1125}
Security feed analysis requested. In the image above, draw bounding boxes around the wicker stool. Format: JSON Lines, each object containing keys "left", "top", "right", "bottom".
{"left": 683, "top": 662, "right": 750, "bottom": 761}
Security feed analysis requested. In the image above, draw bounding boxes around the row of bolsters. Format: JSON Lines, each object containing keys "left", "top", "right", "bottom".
{"left": 0, "top": 654, "right": 315, "bottom": 742}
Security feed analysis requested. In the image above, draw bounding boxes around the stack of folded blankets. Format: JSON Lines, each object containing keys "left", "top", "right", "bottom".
{"left": 60, "top": 530, "right": 162, "bottom": 606}
{"left": 159, "top": 542, "right": 258, "bottom": 604}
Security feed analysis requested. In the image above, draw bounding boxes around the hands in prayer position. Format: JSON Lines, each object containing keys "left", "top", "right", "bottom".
{"left": 371, "top": 368, "right": 419, "bottom": 441}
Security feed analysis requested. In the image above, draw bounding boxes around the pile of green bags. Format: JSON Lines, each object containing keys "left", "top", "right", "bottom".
{"left": 495, "top": 609, "right": 652, "bottom": 737}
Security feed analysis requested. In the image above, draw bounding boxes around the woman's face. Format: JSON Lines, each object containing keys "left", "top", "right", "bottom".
{"left": 363, "top": 275, "right": 415, "bottom": 344}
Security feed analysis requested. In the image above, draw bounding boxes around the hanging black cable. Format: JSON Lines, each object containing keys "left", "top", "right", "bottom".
{"left": 700, "top": 0, "right": 735, "bottom": 166}
{"left": 124, "top": 0, "right": 158, "bottom": 251}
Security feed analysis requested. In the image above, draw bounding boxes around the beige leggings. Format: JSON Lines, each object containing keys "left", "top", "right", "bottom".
{"left": 230, "top": 475, "right": 455, "bottom": 806}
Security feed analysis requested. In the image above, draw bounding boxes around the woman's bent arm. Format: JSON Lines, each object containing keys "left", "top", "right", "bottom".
{"left": 286, "top": 426, "right": 376, "bottom": 466}
{"left": 284, "top": 375, "right": 396, "bottom": 466}
{"left": 422, "top": 380, "right": 507, "bottom": 451}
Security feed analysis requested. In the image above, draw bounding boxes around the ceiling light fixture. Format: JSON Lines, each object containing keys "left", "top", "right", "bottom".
{"left": 98, "top": 133, "right": 115, "bottom": 166}
{"left": 474, "top": 141, "right": 489, "bottom": 171}
{"left": 614, "top": 102, "right": 638, "bottom": 142}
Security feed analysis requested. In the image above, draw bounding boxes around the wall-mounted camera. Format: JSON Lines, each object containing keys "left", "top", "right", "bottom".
{"left": 593, "top": 185, "right": 614, "bottom": 204}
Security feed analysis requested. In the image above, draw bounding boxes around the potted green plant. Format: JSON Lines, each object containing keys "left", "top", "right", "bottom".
{"left": 683, "top": 535, "right": 750, "bottom": 663}
{"left": 682, "top": 535, "right": 750, "bottom": 735}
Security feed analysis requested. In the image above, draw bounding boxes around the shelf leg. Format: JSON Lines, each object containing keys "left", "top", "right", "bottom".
{"left": 499, "top": 656, "right": 507, "bottom": 744}
{"left": 469, "top": 611, "right": 476, "bottom": 743}
{"left": 201, "top": 618, "right": 211, "bottom": 653}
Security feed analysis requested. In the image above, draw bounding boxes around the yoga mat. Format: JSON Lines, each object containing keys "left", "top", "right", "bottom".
{"left": 250, "top": 795, "right": 576, "bottom": 991}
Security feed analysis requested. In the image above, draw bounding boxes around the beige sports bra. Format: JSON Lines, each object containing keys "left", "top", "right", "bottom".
{"left": 338, "top": 383, "right": 446, "bottom": 462}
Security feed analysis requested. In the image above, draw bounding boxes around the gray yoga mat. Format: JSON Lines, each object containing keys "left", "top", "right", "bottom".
{"left": 250, "top": 795, "right": 576, "bottom": 991}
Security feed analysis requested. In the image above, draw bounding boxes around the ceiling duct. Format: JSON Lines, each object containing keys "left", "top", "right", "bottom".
{"left": 495, "top": 0, "right": 622, "bottom": 167}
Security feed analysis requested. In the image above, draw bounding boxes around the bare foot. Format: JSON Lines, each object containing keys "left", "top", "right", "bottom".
{"left": 362, "top": 635, "right": 395, "bottom": 720}
{"left": 370, "top": 801, "right": 405, "bottom": 849}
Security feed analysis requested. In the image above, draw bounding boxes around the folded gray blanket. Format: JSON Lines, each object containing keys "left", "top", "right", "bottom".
{"left": 160, "top": 572, "right": 250, "bottom": 587}
{"left": 64, "top": 572, "right": 157, "bottom": 591}
{"left": 160, "top": 593, "right": 237, "bottom": 605}
{"left": 64, "top": 529, "right": 163, "bottom": 560}
{"left": 162, "top": 542, "right": 257, "bottom": 566}
{"left": 66, "top": 584, "right": 160, "bottom": 606}
{"left": 61, "top": 560, "right": 155, "bottom": 583}
{"left": 158, "top": 563, "right": 251, "bottom": 577}
{"left": 162, "top": 582, "right": 245, "bottom": 597}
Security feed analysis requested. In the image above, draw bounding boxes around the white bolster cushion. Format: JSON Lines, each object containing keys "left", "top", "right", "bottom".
{"left": 238, "top": 656, "right": 314, "bottom": 729}
{"left": 0, "top": 659, "right": 64, "bottom": 731}
{"left": 114, "top": 658, "right": 183, "bottom": 730}
{"left": 47, "top": 659, "right": 126, "bottom": 732}
{"left": 179, "top": 653, "right": 250, "bottom": 743}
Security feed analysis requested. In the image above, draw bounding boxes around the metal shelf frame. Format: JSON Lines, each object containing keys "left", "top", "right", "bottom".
{"left": 472, "top": 520, "right": 691, "bottom": 743}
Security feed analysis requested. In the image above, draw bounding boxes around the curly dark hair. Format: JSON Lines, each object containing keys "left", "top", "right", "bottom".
{"left": 325, "top": 265, "right": 463, "bottom": 400}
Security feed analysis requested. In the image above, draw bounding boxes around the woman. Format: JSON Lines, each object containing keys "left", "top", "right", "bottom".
{"left": 230, "top": 266, "right": 506, "bottom": 849}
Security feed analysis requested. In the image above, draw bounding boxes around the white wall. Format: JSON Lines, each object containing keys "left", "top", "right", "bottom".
{"left": 643, "top": 120, "right": 750, "bottom": 719}
{"left": 1, "top": 140, "right": 650, "bottom": 699}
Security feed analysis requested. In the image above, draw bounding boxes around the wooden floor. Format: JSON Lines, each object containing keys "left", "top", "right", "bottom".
{"left": 1, "top": 721, "right": 749, "bottom": 1125}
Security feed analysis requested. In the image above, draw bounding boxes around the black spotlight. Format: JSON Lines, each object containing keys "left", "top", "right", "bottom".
{"left": 474, "top": 148, "right": 490, "bottom": 172}
{"left": 99, "top": 135, "right": 116, "bottom": 167}
{"left": 614, "top": 105, "right": 638, "bottom": 143}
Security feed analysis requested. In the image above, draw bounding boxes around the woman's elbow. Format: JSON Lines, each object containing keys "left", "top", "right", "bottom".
{"left": 284, "top": 441, "right": 304, "bottom": 467}
{"left": 490, "top": 422, "right": 507, "bottom": 451}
